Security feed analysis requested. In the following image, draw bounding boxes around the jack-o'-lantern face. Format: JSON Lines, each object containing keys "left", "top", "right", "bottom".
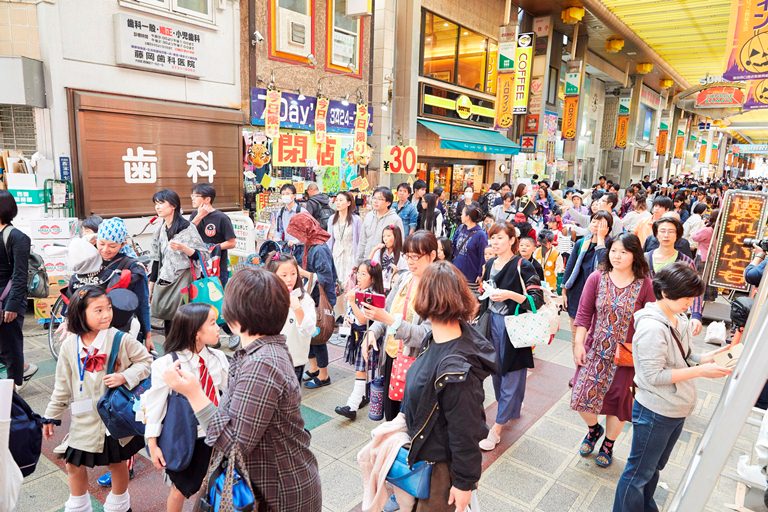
{"left": 247, "top": 143, "right": 270, "bottom": 167}
{"left": 740, "top": 33, "right": 768, "bottom": 72}
{"left": 754, "top": 79, "right": 768, "bottom": 104}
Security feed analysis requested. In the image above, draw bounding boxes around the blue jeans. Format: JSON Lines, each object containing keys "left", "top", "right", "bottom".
{"left": 613, "top": 401, "right": 686, "bottom": 512}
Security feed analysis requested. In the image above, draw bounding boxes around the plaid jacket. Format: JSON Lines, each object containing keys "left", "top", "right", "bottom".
{"left": 205, "top": 335, "right": 321, "bottom": 512}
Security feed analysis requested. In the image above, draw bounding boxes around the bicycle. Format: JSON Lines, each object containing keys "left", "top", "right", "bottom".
{"left": 47, "top": 217, "right": 158, "bottom": 360}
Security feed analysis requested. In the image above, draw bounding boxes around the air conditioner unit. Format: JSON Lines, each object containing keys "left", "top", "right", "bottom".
{"left": 277, "top": 8, "right": 311, "bottom": 57}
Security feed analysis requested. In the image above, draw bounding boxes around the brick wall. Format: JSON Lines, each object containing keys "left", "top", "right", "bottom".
{"left": 0, "top": 2, "right": 40, "bottom": 59}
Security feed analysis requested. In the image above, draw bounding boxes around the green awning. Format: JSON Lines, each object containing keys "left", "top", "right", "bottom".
{"left": 418, "top": 119, "right": 520, "bottom": 155}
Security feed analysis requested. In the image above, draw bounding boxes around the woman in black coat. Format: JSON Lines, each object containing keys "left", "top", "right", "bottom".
{"left": 477, "top": 221, "right": 544, "bottom": 452}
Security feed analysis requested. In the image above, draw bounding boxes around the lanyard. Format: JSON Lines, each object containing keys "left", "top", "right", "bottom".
{"left": 76, "top": 337, "right": 91, "bottom": 394}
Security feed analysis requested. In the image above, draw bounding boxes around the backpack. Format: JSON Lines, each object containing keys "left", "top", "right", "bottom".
{"left": 314, "top": 205, "right": 335, "bottom": 229}
{"left": 2, "top": 226, "right": 49, "bottom": 299}
{"left": 276, "top": 205, "right": 303, "bottom": 240}
{"left": 9, "top": 391, "right": 43, "bottom": 477}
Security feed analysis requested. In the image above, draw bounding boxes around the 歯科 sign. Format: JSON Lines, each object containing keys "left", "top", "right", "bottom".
{"left": 250, "top": 88, "right": 374, "bottom": 134}
{"left": 706, "top": 190, "right": 768, "bottom": 292}
{"left": 561, "top": 96, "right": 578, "bottom": 141}
{"left": 513, "top": 33, "right": 534, "bottom": 114}
{"left": 615, "top": 116, "right": 629, "bottom": 149}
{"left": 383, "top": 145, "right": 418, "bottom": 174}
{"left": 695, "top": 86, "right": 745, "bottom": 108}
{"left": 495, "top": 74, "right": 515, "bottom": 129}
{"left": 724, "top": 0, "right": 768, "bottom": 81}
{"left": 113, "top": 13, "right": 202, "bottom": 77}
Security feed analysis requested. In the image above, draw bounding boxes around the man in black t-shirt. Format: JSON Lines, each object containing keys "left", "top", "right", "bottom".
{"left": 190, "top": 184, "right": 237, "bottom": 287}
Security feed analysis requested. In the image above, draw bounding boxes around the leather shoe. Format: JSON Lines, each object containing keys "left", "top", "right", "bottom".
{"left": 334, "top": 405, "right": 356, "bottom": 420}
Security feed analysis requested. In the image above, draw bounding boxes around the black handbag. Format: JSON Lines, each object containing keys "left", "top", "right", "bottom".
{"left": 158, "top": 352, "right": 199, "bottom": 472}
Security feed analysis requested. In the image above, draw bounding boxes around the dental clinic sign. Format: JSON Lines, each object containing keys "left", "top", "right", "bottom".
{"left": 250, "top": 88, "right": 373, "bottom": 135}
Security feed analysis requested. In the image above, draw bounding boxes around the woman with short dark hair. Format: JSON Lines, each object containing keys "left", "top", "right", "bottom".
{"left": 397, "top": 261, "right": 496, "bottom": 511}
{"left": 570, "top": 234, "right": 654, "bottom": 468}
{"left": 613, "top": 263, "right": 732, "bottom": 512}
{"left": 0, "top": 190, "right": 35, "bottom": 388}
{"left": 163, "top": 268, "right": 322, "bottom": 512}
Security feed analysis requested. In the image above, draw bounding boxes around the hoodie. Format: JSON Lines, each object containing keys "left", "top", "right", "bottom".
{"left": 633, "top": 303, "right": 702, "bottom": 419}
{"left": 402, "top": 321, "right": 497, "bottom": 490}
{"left": 305, "top": 193, "right": 331, "bottom": 220}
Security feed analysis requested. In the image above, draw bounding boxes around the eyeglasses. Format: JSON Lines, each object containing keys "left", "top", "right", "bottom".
{"left": 657, "top": 229, "right": 677, "bottom": 236}
{"left": 190, "top": 194, "right": 202, "bottom": 199}
{"left": 404, "top": 253, "right": 425, "bottom": 262}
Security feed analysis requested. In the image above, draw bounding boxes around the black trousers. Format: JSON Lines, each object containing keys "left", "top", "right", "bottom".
{"left": 0, "top": 314, "right": 25, "bottom": 385}
{"left": 382, "top": 354, "right": 401, "bottom": 421}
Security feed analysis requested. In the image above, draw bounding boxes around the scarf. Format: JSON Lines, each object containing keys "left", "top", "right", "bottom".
{"left": 286, "top": 212, "right": 331, "bottom": 267}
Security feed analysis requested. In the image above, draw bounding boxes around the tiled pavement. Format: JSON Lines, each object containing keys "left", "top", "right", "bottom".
{"left": 5, "top": 312, "right": 760, "bottom": 512}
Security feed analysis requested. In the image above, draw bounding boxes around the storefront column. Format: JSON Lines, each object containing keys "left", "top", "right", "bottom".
{"left": 562, "top": 30, "right": 589, "bottom": 182}
{"left": 665, "top": 105, "right": 682, "bottom": 183}
{"left": 618, "top": 74, "right": 643, "bottom": 186}
{"left": 389, "top": 0, "right": 421, "bottom": 188}
{"left": 370, "top": 0, "right": 397, "bottom": 185}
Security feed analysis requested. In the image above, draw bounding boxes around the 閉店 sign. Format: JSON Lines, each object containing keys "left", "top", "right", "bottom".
{"left": 113, "top": 13, "right": 203, "bottom": 77}
{"left": 513, "top": 33, "right": 534, "bottom": 114}
{"left": 383, "top": 145, "right": 418, "bottom": 174}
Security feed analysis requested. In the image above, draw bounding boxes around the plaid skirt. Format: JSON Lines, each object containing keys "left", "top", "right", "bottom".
{"left": 344, "top": 324, "right": 380, "bottom": 373}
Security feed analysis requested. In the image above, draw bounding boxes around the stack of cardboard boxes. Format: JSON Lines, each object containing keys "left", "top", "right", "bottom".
{"left": 1, "top": 150, "right": 54, "bottom": 221}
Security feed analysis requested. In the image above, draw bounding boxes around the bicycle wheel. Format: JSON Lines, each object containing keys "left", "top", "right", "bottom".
{"left": 47, "top": 296, "right": 67, "bottom": 360}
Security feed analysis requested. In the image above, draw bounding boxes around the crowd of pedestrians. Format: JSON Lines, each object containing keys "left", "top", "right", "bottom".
{"left": 2, "top": 173, "right": 762, "bottom": 512}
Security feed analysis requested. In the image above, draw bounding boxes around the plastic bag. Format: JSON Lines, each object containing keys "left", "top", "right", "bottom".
{"left": 705, "top": 321, "right": 726, "bottom": 345}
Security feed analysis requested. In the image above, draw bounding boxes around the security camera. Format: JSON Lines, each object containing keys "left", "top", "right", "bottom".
{"left": 253, "top": 30, "right": 264, "bottom": 44}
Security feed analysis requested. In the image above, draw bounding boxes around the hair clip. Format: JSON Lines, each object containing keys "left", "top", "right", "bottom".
{"left": 272, "top": 253, "right": 281, "bottom": 261}
{"left": 78, "top": 289, "right": 87, "bottom": 298}
{"left": 388, "top": 224, "right": 396, "bottom": 230}
{"left": 369, "top": 260, "right": 378, "bottom": 267}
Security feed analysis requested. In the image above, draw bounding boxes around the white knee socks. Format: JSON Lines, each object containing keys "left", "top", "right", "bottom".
{"left": 346, "top": 378, "right": 367, "bottom": 409}
{"left": 104, "top": 490, "right": 131, "bottom": 512}
{"left": 65, "top": 493, "right": 92, "bottom": 512}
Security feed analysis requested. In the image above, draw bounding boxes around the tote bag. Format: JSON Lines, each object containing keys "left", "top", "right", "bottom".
{"left": 151, "top": 269, "right": 193, "bottom": 321}
{"left": 182, "top": 251, "right": 226, "bottom": 325}
{"left": 503, "top": 260, "right": 551, "bottom": 348}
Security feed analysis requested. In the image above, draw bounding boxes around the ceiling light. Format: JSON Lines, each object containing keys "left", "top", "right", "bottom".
{"left": 605, "top": 37, "right": 624, "bottom": 53}
{"left": 561, "top": 7, "right": 584, "bottom": 24}
{"left": 636, "top": 62, "right": 654, "bottom": 74}
{"left": 443, "top": 22, "right": 449, "bottom": 27}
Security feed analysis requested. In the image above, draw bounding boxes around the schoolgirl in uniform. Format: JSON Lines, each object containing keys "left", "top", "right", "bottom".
{"left": 42, "top": 286, "right": 152, "bottom": 512}
{"left": 267, "top": 253, "right": 317, "bottom": 382}
{"left": 143, "top": 303, "right": 229, "bottom": 511}
{"left": 335, "top": 260, "right": 385, "bottom": 420}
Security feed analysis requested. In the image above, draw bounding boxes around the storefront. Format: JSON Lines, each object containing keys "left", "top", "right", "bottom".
{"left": 69, "top": 90, "right": 244, "bottom": 217}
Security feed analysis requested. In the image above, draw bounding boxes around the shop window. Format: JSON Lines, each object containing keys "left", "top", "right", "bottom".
{"left": 270, "top": 0, "right": 315, "bottom": 63}
{"left": 421, "top": 10, "right": 496, "bottom": 94}
{"left": 121, "top": 0, "right": 214, "bottom": 23}
{"left": 0, "top": 106, "right": 36, "bottom": 157}
{"left": 422, "top": 12, "right": 458, "bottom": 83}
{"left": 326, "top": 0, "right": 362, "bottom": 74}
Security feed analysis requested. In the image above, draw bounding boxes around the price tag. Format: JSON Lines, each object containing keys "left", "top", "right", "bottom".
{"left": 384, "top": 145, "right": 418, "bottom": 174}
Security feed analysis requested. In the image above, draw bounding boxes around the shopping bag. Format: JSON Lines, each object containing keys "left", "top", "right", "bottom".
{"left": 182, "top": 252, "right": 226, "bottom": 325}
{"left": 504, "top": 295, "right": 545, "bottom": 348}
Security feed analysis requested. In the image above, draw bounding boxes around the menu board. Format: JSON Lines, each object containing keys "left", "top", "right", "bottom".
{"left": 706, "top": 191, "right": 768, "bottom": 292}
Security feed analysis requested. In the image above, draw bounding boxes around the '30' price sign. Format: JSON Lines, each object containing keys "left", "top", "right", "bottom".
{"left": 384, "top": 145, "right": 418, "bottom": 174}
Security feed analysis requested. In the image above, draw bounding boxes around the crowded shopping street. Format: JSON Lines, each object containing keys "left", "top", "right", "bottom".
{"left": 2, "top": 0, "right": 768, "bottom": 511}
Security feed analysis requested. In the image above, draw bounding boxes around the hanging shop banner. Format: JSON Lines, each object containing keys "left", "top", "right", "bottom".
{"left": 495, "top": 74, "right": 515, "bottom": 129}
{"left": 656, "top": 129, "right": 669, "bottom": 156}
{"left": 695, "top": 86, "right": 745, "bottom": 108}
{"left": 353, "top": 103, "right": 369, "bottom": 161}
{"left": 698, "top": 141, "right": 707, "bottom": 163}
{"left": 513, "top": 33, "right": 534, "bottom": 114}
{"left": 315, "top": 97, "right": 330, "bottom": 144}
{"left": 524, "top": 114, "right": 539, "bottom": 134}
{"left": 250, "top": 88, "right": 374, "bottom": 134}
{"left": 264, "top": 89, "right": 282, "bottom": 139}
{"left": 499, "top": 40, "right": 515, "bottom": 72}
{"left": 561, "top": 96, "right": 579, "bottom": 141}
{"left": 272, "top": 131, "right": 342, "bottom": 167}
{"left": 565, "top": 71, "right": 580, "bottom": 96}
{"left": 674, "top": 136, "right": 685, "bottom": 159}
{"left": 724, "top": 0, "right": 768, "bottom": 81}
{"left": 614, "top": 116, "right": 629, "bottom": 149}
{"left": 744, "top": 80, "right": 768, "bottom": 110}
{"left": 383, "top": 145, "right": 418, "bottom": 174}
{"left": 519, "top": 134, "right": 537, "bottom": 153}
{"left": 618, "top": 97, "right": 631, "bottom": 116}
{"left": 705, "top": 190, "right": 768, "bottom": 291}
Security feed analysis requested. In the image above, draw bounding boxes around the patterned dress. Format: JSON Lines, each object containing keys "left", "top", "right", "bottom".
{"left": 570, "top": 271, "right": 655, "bottom": 422}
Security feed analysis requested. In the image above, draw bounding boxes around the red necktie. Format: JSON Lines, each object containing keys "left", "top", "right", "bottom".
{"left": 81, "top": 349, "right": 107, "bottom": 373}
{"left": 199, "top": 356, "right": 218, "bottom": 406}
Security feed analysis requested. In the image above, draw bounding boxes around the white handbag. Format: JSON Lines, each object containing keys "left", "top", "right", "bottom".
{"left": 503, "top": 259, "right": 553, "bottom": 348}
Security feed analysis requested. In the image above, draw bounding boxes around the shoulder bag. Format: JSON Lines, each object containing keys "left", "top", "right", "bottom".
{"left": 669, "top": 326, "right": 692, "bottom": 368}
{"left": 196, "top": 445, "right": 256, "bottom": 512}
{"left": 96, "top": 331, "right": 152, "bottom": 439}
{"left": 182, "top": 251, "right": 226, "bottom": 325}
{"left": 388, "top": 277, "right": 418, "bottom": 402}
{"left": 307, "top": 273, "right": 335, "bottom": 346}
{"left": 504, "top": 259, "right": 557, "bottom": 348}
{"left": 157, "top": 352, "right": 199, "bottom": 472}
{"left": 151, "top": 265, "right": 194, "bottom": 321}
{"left": 386, "top": 445, "right": 433, "bottom": 499}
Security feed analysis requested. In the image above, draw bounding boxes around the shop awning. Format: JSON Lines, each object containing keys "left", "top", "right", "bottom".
{"left": 418, "top": 120, "right": 520, "bottom": 155}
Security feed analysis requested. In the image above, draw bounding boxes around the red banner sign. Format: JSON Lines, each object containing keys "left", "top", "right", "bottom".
{"left": 695, "top": 86, "right": 745, "bottom": 109}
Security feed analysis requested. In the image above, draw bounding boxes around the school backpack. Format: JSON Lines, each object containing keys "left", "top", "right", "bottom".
{"left": 2, "top": 226, "right": 49, "bottom": 299}
{"left": 9, "top": 391, "right": 43, "bottom": 477}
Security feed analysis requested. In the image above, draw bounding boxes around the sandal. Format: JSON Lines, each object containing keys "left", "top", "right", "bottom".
{"left": 579, "top": 423, "right": 604, "bottom": 457}
{"left": 595, "top": 438, "right": 615, "bottom": 468}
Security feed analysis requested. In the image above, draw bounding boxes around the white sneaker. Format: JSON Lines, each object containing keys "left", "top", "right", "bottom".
{"left": 479, "top": 429, "right": 501, "bottom": 451}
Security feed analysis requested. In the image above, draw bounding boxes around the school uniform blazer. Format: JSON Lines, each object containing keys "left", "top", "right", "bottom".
{"left": 44, "top": 328, "right": 152, "bottom": 454}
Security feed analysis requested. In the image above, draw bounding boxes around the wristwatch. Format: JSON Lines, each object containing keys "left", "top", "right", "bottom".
{"left": 387, "top": 316, "right": 403, "bottom": 336}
